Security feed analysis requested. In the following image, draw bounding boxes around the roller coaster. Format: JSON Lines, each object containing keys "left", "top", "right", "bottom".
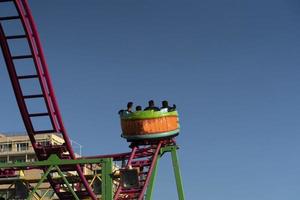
{"left": 0, "top": 0, "right": 185, "bottom": 199}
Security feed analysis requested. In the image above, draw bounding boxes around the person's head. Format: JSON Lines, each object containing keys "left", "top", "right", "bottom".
{"left": 127, "top": 102, "right": 133, "bottom": 110}
{"left": 148, "top": 100, "right": 155, "bottom": 107}
{"left": 162, "top": 100, "right": 169, "bottom": 108}
{"left": 136, "top": 106, "right": 142, "bottom": 111}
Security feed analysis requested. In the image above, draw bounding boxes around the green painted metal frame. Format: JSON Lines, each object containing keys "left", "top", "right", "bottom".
{"left": 120, "top": 110, "right": 179, "bottom": 120}
{"left": 0, "top": 144, "right": 184, "bottom": 200}
{"left": 145, "top": 145, "right": 185, "bottom": 200}
{"left": 0, "top": 155, "right": 113, "bottom": 200}
{"left": 102, "top": 157, "right": 113, "bottom": 200}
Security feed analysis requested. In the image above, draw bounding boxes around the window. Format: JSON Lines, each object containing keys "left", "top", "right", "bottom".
{"left": 16, "top": 143, "right": 29, "bottom": 152}
{"left": 27, "top": 156, "right": 36, "bottom": 162}
{"left": 0, "top": 143, "right": 12, "bottom": 152}
{"left": 12, "top": 156, "right": 26, "bottom": 163}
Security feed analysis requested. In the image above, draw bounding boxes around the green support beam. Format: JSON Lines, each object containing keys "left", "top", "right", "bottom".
{"left": 55, "top": 166, "right": 80, "bottom": 200}
{"left": 0, "top": 144, "right": 185, "bottom": 200}
{"left": 171, "top": 148, "right": 185, "bottom": 200}
{"left": 27, "top": 165, "right": 55, "bottom": 200}
{"left": 0, "top": 155, "right": 113, "bottom": 200}
{"left": 145, "top": 154, "right": 161, "bottom": 200}
{"left": 0, "top": 154, "right": 109, "bottom": 169}
{"left": 144, "top": 145, "right": 185, "bottom": 200}
{"left": 102, "top": 158, "right": 113, "bottom": 200}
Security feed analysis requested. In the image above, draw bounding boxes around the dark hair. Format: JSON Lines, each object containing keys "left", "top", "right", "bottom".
{"left": 148, "top": 100, "right": 155, "bottom": 107}
{"left": 162, "top": 100, "right": 169, "bottom": 108}
{"left": 136, "top": 106, "right": 142, "bottom": 111}
{"left": 127, "top": 102, "right": 133, "bottom": 108}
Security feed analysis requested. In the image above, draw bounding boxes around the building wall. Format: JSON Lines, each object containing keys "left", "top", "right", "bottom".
{"left": 0, "top": 133, "right": 69, "bottom": 199}
{"left": 0, "top": 133, "right": 65, "bottom": 163}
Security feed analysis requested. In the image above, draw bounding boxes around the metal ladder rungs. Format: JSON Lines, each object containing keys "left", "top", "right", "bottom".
{"left": 120, "top": 188, "right": 142, "bottom": 194}
{"left": 131, "top": 160, "right": 151, "bottom": 167}
{"left": 23, "top": 94, "right": 44, "bottom": 99}
{"left": 17, "top": 75, "right": 39, "bottom": 79}
{"left": 34, "top": 130, "right": 56, "bottom": 134}
{"left": 12, "top": 55, "right": 33, "bottom": 59}
{"left": 58, "top": 191, "right": 90, "bottom": 199}
{"left": 29, "top": 112, "right": 49, "bottom": 117}
{"left": 0, "top": 0, "right": 14, "bottom": 2}
{"left": 0, "top": 16, "right": 20, "bottom": 21}
{"left": 6, "top": 34, "right": 27, "bottom": 40}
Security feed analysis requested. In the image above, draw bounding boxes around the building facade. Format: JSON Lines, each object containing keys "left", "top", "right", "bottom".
{"left": 0, "top": 133, "right": 80, "bottom": 200}
{"left": 0, "top": 133, "right": 65, "bottom": 164}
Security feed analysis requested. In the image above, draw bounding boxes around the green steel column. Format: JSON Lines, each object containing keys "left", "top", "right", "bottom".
{"left": 145, "top": 155, "right": 161, "bottom": 200}
{"left": 27, "top": 165, "right": 54, "bottom": 200}
{"left": 171, "top": 149, "right": 185, "bottom": 200}
{"left": 55, "top": 166, "right": 80, "bottom": 200}
{"left": 102, "top": 158, "right": 113, "bottom": 200}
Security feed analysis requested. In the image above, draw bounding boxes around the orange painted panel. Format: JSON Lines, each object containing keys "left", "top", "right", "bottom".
{"left": 121, "top": 116, "right": 179, "bottom": 137}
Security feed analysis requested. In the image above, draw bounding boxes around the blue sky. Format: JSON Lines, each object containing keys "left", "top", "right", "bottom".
{"left": 1, "top": 0, "right": 300, "bottom": 199}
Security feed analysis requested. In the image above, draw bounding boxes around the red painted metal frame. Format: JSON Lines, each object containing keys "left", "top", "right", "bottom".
{"left": 137, "top": 141, "right": 162, "bottom": 200}
{"left": 113, "top": 146, "right": 138, "bottom": 199}
{"left": 0, "top": 0, "right": 96, "bottom": 199}
{"left": 83, "top": 139, "right": 176, "bottom": 161}
{"left": 110, "top": 140, "right": 167, "bottom": 200}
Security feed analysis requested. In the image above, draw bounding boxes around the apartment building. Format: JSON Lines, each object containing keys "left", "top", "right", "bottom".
{"left": 0, "top": 133, "right": 71, "bottom": 199}
{"left": 0, "top": 133, "right": 65, "bottom": 164}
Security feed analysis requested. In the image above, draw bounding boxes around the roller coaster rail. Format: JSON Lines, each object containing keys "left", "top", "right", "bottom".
{"left": 0, "top": 0, "right": 185, "bottom": 199}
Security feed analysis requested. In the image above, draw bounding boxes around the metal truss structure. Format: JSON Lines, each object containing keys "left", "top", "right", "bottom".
{"left": 0, "top": 0, "right": 185, "bottom": 199}
{"left": 0, "top": 141, "right": 184, "bottom": 200}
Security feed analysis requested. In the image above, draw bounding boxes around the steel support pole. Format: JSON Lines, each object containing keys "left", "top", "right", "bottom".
{"left": 171, "top": 148, "right": 185, "bottom": 200}
{"left": 27, "top": 165, "right": 54, "bottom": 200}
{"left": 27, "top": 165, "right": 80, "bottom": 200}
{"left": 55, "top": 166, "right": 80, "bottom": 200}
{"left": 102, "top": 158, "right": 113, "bottom": 200}
{"left": 145, "top": 154, "right": 161, "bottom": 200}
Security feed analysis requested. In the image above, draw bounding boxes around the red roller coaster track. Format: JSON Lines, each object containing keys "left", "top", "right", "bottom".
{"left": 0, "top": 0, "right": 97, "bottom": 199}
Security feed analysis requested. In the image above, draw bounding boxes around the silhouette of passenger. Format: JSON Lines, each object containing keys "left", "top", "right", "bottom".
{"left": 144, "top": 100, "right": 160, "bottom": 111}
{"left": 136, "top": 106, "right": 142, "bottom": 111}
{"left": 118, "top": 109, "right": 124, "bottom": 115}
{"left": 161, "top": 100, "right": 172, "bottom": 112}
{"left": 169, "top": 104, "right": 177, "bottom": 112}
{"left": 126, "top": 102, "right": 133, "bottom": 112}
{"left": 118, "top": 102, "right": 133, "bottom": 115}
